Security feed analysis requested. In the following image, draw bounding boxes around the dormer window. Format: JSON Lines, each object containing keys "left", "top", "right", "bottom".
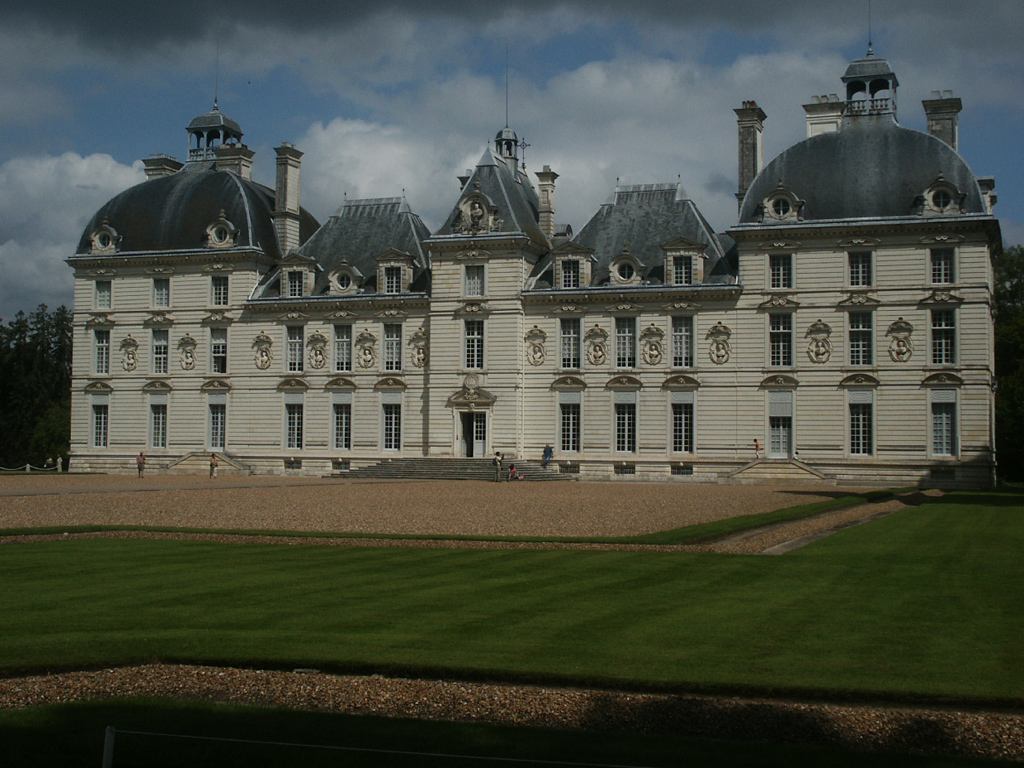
{"left": 921, "top": 177, "right": 964, "bottom": 216}
{"left": 610, "top": 249, "right": 641, "bottom": 286}
{"left": 287, "top": 270, "right": 304, "bottom": 298}
{"left": 562, "top": 259, "right": 580, "bottom": 289}
{"left": 384, "top": 266, "right": 402, "bottom": 294}
{"left": 763, "top": 187, "right": 802, "bottom": 222}
{"left": 672, "top": 255, "right": 693, "bottom": 286}
{"left": 772, "top": 198, "right": 791, "bottom": 217}
{"left": 205, "top": 211, "right": 238, "bottom": 249}
{"left": 90, "top": 221, "right": 120, "bottom": 254}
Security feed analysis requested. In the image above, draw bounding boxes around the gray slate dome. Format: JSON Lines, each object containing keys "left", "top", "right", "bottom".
{"left": 76, "top": 166, "right": 319, "bottom": 258}
{"left": 187, "top": 107, "right": 243, "bottom": 136}
{"left": 739, "top": 119, "right": 986, "bottom": 223}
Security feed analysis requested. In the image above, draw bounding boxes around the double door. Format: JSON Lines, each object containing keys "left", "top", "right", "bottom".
{"left": 460, "top": 412, "right": 487, "bottom": 457}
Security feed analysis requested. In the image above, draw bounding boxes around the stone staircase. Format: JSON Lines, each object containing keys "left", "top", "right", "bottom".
{"left": 725, "top": 458, "right": 835, "bottom": 484}
{"left": 165, "top": 451, "right": 250, "bottom": 476}
{"left": 333, "top": 457, "right": 574, "bottom": 481}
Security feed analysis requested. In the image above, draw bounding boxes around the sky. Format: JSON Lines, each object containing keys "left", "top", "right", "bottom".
{"left": 0, "top": 0, "right": 1021, "bottom": 320}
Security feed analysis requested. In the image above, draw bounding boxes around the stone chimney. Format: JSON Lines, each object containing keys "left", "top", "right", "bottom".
{"left": 535, "top": 165, "right": 559, "bottom": 241}
{"left": 273, "top": 143, "right": 303, "bottom": 254}
{"left": 215, "top": 144, "right": 255, "bottom": 180}
{"left": 977, "top": 177, "right": 997, "bottom": 214}
{"left": 922, "top": 91, "right": 962, "bottom": 151}
{"left": 142, "top": 154, "right": 184, "bottom": 179}
{"left": 734, "top": 101, "right": 767, "bottom": 213}
{"left": 802, "top": 94, "right": 845, "bottom": 137}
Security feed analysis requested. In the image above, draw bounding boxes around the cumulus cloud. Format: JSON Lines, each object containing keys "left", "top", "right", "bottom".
{"left": 0, "top": 153, "right": 144, "bottom": 319}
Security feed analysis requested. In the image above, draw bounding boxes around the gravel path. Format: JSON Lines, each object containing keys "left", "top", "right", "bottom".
{"left": 0, "top": 475, "right": 880, "bottom": 539}
{"left": 2, "top": 664, "right": 1022, "bottom": 762}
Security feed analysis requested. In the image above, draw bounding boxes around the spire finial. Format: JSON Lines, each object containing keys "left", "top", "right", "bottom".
{"left": 214, "top": 29, "right": 220, "bottom": 109}
{"left": 504, "top": 43, "right": 510, "bottom": 128}
{"left": 867, "top": 0, "right": 874, "bottom": 56}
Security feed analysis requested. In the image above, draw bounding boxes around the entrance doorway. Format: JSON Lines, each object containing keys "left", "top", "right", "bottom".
{"left": 460, "top": 412, "right": 487, "bottom": 457}
{"left": 769, "top": 416, "right": 792, "bottom": 458}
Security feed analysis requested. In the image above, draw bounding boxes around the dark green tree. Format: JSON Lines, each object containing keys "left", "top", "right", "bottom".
{"left": 994, "top": 244, "right": 1024, "bottom": 481}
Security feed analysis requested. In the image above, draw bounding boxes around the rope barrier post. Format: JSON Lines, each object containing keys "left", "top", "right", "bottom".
{"left": 25, "top": 463, "right": 30, "bottom": 473}
{"left": 101, "top": 727, "right": 116, "bottom": 768}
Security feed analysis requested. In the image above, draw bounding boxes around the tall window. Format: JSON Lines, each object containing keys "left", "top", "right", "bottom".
{"left": 560, "top": 402, "right": 580, "bottom": 452}
{"left": 769, "top": 416, "right": 792, "bottom": 458}
{"left": 615, "top": 318, "right": 636, "bottom": 368}
{"left": 209, "top": 404, "right": 226, "bottom": 450}
{"left": 334, "top": 325, "right": 352, "bottom": 372}
{"left": 384, "top": 323, "right": 403, "bottom": 371}
{"left": 848, "top": 312, "right": 873, "bottom": 366}
{"left": 333, "top": 403, "right": 351, "bottom": 449}
{"left": 95, "top": 330, "right": 110, "bottom": 375}
{"left": 849, "top": 403, "right": 873, "bottom": 455}
{"left": 931, "top": 310, "right": 956, "bottom": 365}
{"left": 95, "top": 280, "right": 111, "bottom": 309}
{"left": 560, "top": 318, "right": 581, "bottom": 369}
{"left": 153, "top": 278, "right": 170, "bottom": 308}
{"left": 287, "top": 270, "right": 304, "bottom": 298}
{"left": 931, "top": 248, "right": 955, "bottom": 284}
{"left": 615, "top": 403, "right": 636, "bottom": 453}
{"left": 383, "top": 403, "right": 402, "bottom": 450}
{"left": 849, "top": 251, "right": 872, "bottom": 287}
{"left": 932, "top": 402, "right": 957, "bottom": 456}
{"left": 287, "top": 326, "right": 304, "bottom": 372}
{"left": 152, "top": 330, "right": 169, "bottom": 375}
{"left": 92, "top": 404, "right": 108, "bottom": 447}
{"left": 673, "top": 255, "right": 693, "bottom": 286}
{"left": 383, "top": 266, "right": 402, "bottom": 294}
{"left": 464, "top": 320, "right": 484, "bottom": 369}
{"left": 561, "top": 259, "right": 580, "bottom": 289}
{"left": 465, "top": 265, "right": 484, "bottom": 296}
{"left": 150, "top": 404, "right": 167, "bottom": 449}
{"left": 211, "top": 328, "right": 227, "bottom": 374}
{"left": 671, "top": 316, "right": 693, "bottom": 368}
{"left": 211, "top": 275, "right": 229, "bottom": 306}
{"left": 769, "top": 254, "right": 793, "bottom": 289}
{"left": 286, "top": 403, "right": 303, "bottom": 449}
{"left": 672, "top": 402, "right": 694, "bottom": 453}
{"left": 769, "top": 314, "right": 793, "bottom": 367}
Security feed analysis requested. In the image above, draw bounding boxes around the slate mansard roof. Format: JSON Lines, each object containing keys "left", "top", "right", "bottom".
{"left": 739, "top": 117, "right": 987, "bottom": 224}
{"left": 75, "top": 164, "right": 320, "bottom": 260}
{"left": 297, "top": 197, "right": 432, "bottom": 293}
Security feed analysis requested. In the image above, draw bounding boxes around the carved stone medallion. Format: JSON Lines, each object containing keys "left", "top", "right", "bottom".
{"left": 585, "top": 325, "right": 608, "bottom": 366}
{"left": 524, "top": 326, "right": 547, "bottom": 366}
{"left": 804, "top": 319, "right": 833, "bottom": 364}
{"left": 177, "top": 334, "right": 198, "bottom": 371}
{"left": 252, "top": 331, "right": 274, "bottom": 370}
{"left": 706, "top": 322, "right": 732, "bottom": 365}
{"left": 886, "top": 317, "right": 914, "bottom": 363}
{"left": 119, "top": 335, "right": 139, "bottom": 371}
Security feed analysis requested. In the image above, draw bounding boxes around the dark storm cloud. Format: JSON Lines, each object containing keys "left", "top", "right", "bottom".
{"left": 4, "top": 0, "right": 1011, "bottom": 52}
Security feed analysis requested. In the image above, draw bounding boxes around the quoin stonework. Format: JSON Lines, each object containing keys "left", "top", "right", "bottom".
{"left": 68, "top": 52, "right": 1000, "bottom": 486}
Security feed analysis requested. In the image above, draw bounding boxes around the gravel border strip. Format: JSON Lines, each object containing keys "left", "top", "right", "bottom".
{"left": 2, "top": 664, "right": 1022, "bottom": 762}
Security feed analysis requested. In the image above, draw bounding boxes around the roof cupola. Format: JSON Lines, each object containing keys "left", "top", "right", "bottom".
{"left": 495, "top": 126, "right": 519, "bottom": 161}
{"left": 841, "top": 53, "right": 899, "bottom": 120}
{"left": 186, "top": 101, "right": 244, "bottom": 163}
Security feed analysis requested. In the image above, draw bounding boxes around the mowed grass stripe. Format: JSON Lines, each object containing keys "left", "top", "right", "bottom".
{"left": 2, "top": 490, "right": 1024, "bottom": 702}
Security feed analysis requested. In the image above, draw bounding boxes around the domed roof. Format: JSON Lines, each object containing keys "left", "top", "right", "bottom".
{"left": 739, "top": 119, "right": 986, "bottom": 223}
{"left": 187, "top": 106, "right": 242, "bottom": 136}
{"left": 75, "top": 165, "right": 319, "bottom": 257}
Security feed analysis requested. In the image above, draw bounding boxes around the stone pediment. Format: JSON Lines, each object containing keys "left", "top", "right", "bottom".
{"left": 85, "top": 312, "right": 115, "bottom": 327}
{"left": 920, "top": 290, "right": 963, "bottom": 305}
{"left": 662, "top": 374, "right": 701, "bottom": 390}
{"left": 759, "top": 295, "right": 800, "bottom": 309}
{"left": 277, "top": 378, "right": 308, "bottom": 392}
{"left": 278, "top": 311, "right": 309, "bottom": 322}
{"left": 759, "top": 240, "right": 801, "bottom": 251}
{"left": 142, "top": 379, "right": 173, "bottom": 392}
{"left": 838, "top": 292, "right": 880, "bottom": 308}
{"left": 837, "top": 237, "right": 881, "bottom": 248}
{"left": 279, "top": 251, "right": 317, "bottom": 266}
{"left": 324, "top": 377, "right": 357, "bottom": 390}
{"left": 201, "top": 379, "right": 232, "bottom": 392}
{"left": 456, "top": 248, "right": 494, "bottom": 260}
{"left": 660, "top": 236, "right": 708, "bottom": 253}
{"left": 922, "top": 371, "right": 963, "bottom": 387}
{"left": 455, "top": 301, "right": 490, "bottom": 317}
{"left": 447, "top": 386, "right": 496, "bottom": 408}
{"left": 839, "top": 373, "right": 880, "bottom": 387}
{"left": 606, "top": 375, "right": 643, "bottom": 390}
{"left": 374, "top": 377, "right": 407, "bottom": 391}
{"left": 553, "top": 303, "right": 585, "bottom": 314}
{"left": 376, "top": 307, "right": 408, "bottom": 318}
{"left": 760, "top": 374, "right": 799, "bottom": 388}
{"left": 201, "top": 310, "right": 233, "bottom": 324}
{"left": 551, "top": 376, "right": 586, "bottom": 390}
{"left": 143, "top": 311, "right": 174, "bottom": 326}
{"left": 201, "top": 262, "right": 234, "bottom": 273}
{"left": 605, "top": 301, "right": 642, "bottom": 314}
{"left": 84, "top": 380, "right": 113, "bottom": 393}
{"left": 326, "top": 310, "right": 357, "bottom": 320}
{"left": 663, "top": 300, "right": 701, "bottom": 311}
{"left": 920, "top": 233, "right": 965, "bottom": 245}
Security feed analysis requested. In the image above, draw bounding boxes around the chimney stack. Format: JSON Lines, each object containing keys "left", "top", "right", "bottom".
{"left": 215, "top": 144, "right": 255, "bottom": 180}
{"left": 535, "top": 165, "right": 559, "bottom": 241}
{"left": 734, "top": 101, "right": 767, "bottom": 213}
{"left": 922, "top": 91, "right": 962, "bottom": 151}
{"left": 802, "top": 94, "right": 845, "bottom": 137}
{"left": 142, "top": 154, "right": 184, "bottom": 179}
{"left": 274, "top": 143, "right": 303, "bottom": 254}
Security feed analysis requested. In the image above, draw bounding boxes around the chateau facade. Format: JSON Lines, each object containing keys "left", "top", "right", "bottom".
{"left": 68, "top": 54, "right": 1001, "bottom": 485}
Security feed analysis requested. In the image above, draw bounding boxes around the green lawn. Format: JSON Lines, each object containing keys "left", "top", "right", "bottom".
{"left": 0, "top": 698, "right": 1004, "bottom": 768}
{"left": 3, "top": 490, "right": 1024, "bottom": 703}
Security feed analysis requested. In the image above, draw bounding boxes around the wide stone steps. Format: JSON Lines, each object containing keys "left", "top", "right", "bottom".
{"left": 333, "top": 457, "right": 573, "bottom": 481}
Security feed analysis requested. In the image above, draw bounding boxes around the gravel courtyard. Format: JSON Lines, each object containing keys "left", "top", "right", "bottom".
{"left": 0, "top": 475, "right": 873, "bottom": 538}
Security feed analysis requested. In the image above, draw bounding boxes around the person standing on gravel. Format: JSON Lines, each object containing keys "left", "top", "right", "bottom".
{"left": 493, "top": 452, "right": 503, "bottom": 482}
{"left": 209, "top": 453, "right": 218, "bottom": 478}
{"left": 136, "top": 452, "right": 146, "bottom": 478}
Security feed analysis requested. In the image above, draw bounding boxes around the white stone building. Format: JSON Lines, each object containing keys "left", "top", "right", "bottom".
{"left": 68, "top": 54, "right": 1001, "bottom": 485}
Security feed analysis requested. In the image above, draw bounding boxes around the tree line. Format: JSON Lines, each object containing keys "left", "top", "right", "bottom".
{"left": 0, "top": 305, "right": 72, "bottom": 468}
{"left": 995, "top": 245, "right": 1024, "bottom": 480}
